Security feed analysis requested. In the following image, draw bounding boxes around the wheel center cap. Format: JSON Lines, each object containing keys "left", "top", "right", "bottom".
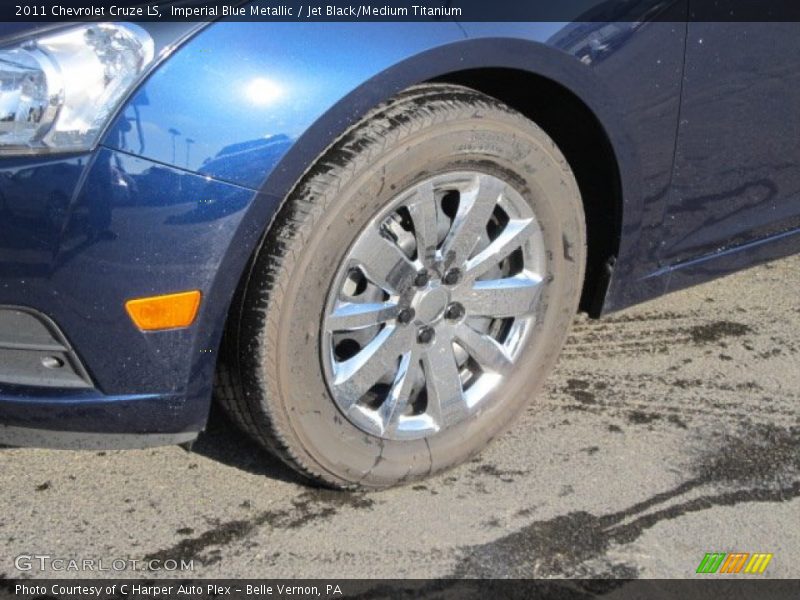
{"left": 412, "top": 285, "right": 450, "bottom": 324}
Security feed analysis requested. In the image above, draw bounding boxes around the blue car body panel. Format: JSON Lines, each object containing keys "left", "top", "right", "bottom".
{"left": 1, "top": 4, "right": 798, "bottom": 444}
{"left": 664, "top": 22, "right": 800, "bottom": 262}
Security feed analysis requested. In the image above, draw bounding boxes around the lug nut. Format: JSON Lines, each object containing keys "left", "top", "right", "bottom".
{"left": 445, "top": 302, "right": 465, "bottom": 321}
{"left": 443, "top": 268, "right": 461, "bottom": 285}
{"left": 414, "top": 270, "right": 430, "bottom": 288}
{"left": 417, "top": 326, "right": 435, "bottom": 345}
{"left": 397, "top": 308, "right": 415, "bottom": 325}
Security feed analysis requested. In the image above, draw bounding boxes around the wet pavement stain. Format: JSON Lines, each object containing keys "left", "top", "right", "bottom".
{"left": 562, "top": 314, "right": 761, "bottom": 360}
{"left": 142, "top": 491, "right": 375, "bottom": 566}
{"left": 564, "top": 379, "right": 596, "bottom": 405}
{"left": 468, "top": 464, "right": 529, "bottom": 483}
{"left": 667, "top": 414, "right": 688, "bottom": 429}
{"left": 626, "top": 411, "right": 660, "bottom": 425}
{"left": 688, "top": 321, "right": 752, "bottom": 344}
{"left": 548, "top": 359, "right": 793, "bottom": 431}
{"left": 450, "top": 423, "right": 799, "bottom": 578}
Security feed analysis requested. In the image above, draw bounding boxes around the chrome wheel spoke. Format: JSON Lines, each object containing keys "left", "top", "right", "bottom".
{"left": 455, "top": 324, "right": 514, "bottom": 375}
{"left": 457, "top": 273, "right": 542, "bottom": 318}
{"left": 465, "top": 217, "right": 536, "bottom": 281}
{"left": 378, "top": 351, "right": 419, "bottom": 434}
{"left": 333, "top": 326, "right": 409, "bottom": 405}
{"left": 350, "top": 225, "right": 417, "bottom": 293}
{"left": 441, "top": 175, "right": 506, "bottom": 267}
{"left": 327, "top": 301, "right": 399, "bottom": 332}
{"left": 406, "top": 180, "right": 440, "bottom": 266}
{"left": 422, "top": 338, "right": 467, "bottom": 428}
{"left": 322, "top": 171, "right": 544, "bottom": 440}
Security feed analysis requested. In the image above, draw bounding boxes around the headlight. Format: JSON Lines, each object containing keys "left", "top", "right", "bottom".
{"left": 0, "top": 23, "right": 154, "bottom": 155}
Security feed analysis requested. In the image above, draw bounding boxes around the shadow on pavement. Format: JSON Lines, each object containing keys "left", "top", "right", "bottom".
{"left": 191, "top": 403, "right": 311, "bottom": 488}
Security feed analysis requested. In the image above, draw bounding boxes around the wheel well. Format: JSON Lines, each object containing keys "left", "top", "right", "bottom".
{"left": 434, "top": 69, "right": 622, "bottom": 317}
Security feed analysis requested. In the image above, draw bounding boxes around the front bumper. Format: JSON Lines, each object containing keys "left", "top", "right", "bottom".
{"left": 0, "top": 394, "right": 198, "bottom": 450}
{"left": 0, "top": 148, "right": 261, "bottom": 447}
{"left": 0, "top": 306, "right": 200, "bottom": 447}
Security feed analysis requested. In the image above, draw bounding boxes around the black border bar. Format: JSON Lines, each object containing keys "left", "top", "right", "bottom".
{"left": 2, "top": 579, "right": 800, "bottom": 600}
{"left": 5, "top": 0, "right": 800, "bottom": 23}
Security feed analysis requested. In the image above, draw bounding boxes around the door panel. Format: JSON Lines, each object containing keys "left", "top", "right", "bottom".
{"left": 660, "top": 22, "right": 800, "bottom": 264}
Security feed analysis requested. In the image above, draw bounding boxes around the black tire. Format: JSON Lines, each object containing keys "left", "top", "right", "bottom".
{"left": 217, "top": 83, "right": 586, "bottom": 489}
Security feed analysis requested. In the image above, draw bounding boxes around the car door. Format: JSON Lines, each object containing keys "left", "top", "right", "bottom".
{"left": 659, "top": 20, "right": 800, "bottom": 265}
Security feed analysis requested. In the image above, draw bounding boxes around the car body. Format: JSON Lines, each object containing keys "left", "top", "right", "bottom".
{"left": 1, "top": 3, "right": 799, "bottom": 460}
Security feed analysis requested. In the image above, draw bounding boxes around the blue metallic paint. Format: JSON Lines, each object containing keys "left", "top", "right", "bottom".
{"left": 1, "top": 7, "right": 798, "bottom": 443}
{"left": 663, "top": 22, "right": 800, "bottom": 261}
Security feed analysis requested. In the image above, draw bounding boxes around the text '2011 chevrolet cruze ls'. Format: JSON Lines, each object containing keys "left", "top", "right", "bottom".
{"left": 1, "top": 9, "right": 799, "bottom": 488}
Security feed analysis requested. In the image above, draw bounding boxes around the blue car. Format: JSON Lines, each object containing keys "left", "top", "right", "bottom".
{"left": 1, "top": 9, "right": 798, "bottom": 489}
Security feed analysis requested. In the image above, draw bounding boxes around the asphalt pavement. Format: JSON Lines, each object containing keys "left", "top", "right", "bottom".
{"left": 1, "top": 255, "right": 798, "bottom": 580}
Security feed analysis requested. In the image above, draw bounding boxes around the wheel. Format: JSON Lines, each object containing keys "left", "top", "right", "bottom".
{"left": 217, "top": 83, "right": 586, "bottom": 489}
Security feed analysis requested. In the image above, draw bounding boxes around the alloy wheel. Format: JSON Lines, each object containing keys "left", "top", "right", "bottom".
{"left": 321, "top": 171, "right": 546, "bottom": 440}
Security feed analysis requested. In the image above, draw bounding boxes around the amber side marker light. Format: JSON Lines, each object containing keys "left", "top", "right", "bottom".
{"left": 125, "top": 290, "right": 202, "bottom": 331}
